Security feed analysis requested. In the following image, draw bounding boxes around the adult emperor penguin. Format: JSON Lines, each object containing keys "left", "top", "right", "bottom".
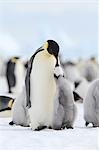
{"left": 52, "top": 66, "right": 77, "bottom": 130}
{"left": 25, "top": 40, "right": 60, "bottom": 130}
{"left": 84, "top": 79, "right": 99, "bottom": 127}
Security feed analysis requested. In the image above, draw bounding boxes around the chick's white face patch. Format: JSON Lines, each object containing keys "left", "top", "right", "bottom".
{"left": 54, "top": 66, "right": 64, "bottom": 77}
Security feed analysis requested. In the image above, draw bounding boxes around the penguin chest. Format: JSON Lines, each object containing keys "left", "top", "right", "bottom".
{"left": 30, "top": 54, "right": 56, "bottom": 124}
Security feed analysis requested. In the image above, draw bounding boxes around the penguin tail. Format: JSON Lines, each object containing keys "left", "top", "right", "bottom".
{"left": 9, "top": 121, "right": 14, "bottom": 125}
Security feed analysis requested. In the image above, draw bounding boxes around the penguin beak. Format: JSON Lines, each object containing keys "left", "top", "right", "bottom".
{"left": 73, "top": 91, "right": 83, "bottom": 102}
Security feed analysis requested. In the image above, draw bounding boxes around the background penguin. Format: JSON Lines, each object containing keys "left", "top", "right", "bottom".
{"left": 62, "top": 61, "right": 82, "bottom": 86}
{"left": 52, "top": 66, "right": 77, "bottom": 130}
{"left": 9, "top": 86, "right": 30, "bottom": 127}
{"left": 78, "top": 57, "right": 99, "bottom": 82}
{"left": 0, "top": 96, "right": 14, "bottom": 112}
{"left": 74, "top": 78, "right": 89, "bottom": 101}
{"left": 0, "top": 57, "right": 6, "bottom": 77}
{"left": 6, "top": 57, "right": 25, "bottom": 94}
{"left": 84, "top": 79, "right": 99, "bottom": 127}
{"left": 25, "top": 40, "right": 60, "bottom": 130}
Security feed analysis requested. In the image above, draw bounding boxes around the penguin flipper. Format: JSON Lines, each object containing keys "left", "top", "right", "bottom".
{"left": 25, "top": 57, "right": 33, "bottom": 108}
{"left": 25, "top": 48, "right": 44, "bottom": 107}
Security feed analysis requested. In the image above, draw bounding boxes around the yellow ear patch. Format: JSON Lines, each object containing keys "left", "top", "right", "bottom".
{"left": 11, "top": 58, "right": 17, "bottom": 63}
{"left": 8, "top": 99, "right": 14, "bottom": 108}
{"left": 43, "top": 41, "right": 48, "bottom": 50}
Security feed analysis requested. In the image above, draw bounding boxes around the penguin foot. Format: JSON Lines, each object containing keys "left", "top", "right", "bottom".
{"left": 92, "top": 123, "right": 98, "bottom": 128}
{"left": 21, "top": 124, "right": 30, "bottom": 127}
{"left": 85, "top": 122, "right": 89, "bottom": 127}
{"left": 48, "top": 126, "right": 52, "bottom": 129}
{"left": 62, "top": 123, "right": 74, "bottom": 129}
{"left": 66, "top": 126, "right": 74, "bottom": 129}
{"left": 9, "top": 121, "right": 14, "bottom": 125}
{"left": 61, "top": 125, "right": 66, "bottom": 130}
{"left": 34, "top": 126, "right": 47, "bottom": 131}
{"left": 54, "top": 127, "right": 62, "bottom": 130}
{"left": 8, "top": 90, "right": 12, "bottom": 93}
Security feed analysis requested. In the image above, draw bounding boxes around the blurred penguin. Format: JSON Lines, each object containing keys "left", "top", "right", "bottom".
{"left": 84, "top": 79, "right": 99, "bottom": 127}
{"left": 6, "top": 57, "right": 25, "bottom": 94}
{"left": 79, "top": 57, "right": 99, "bottom": 82}
{"left": 74, "top": 78, "right": 90, "bottom": 101}
{"left": 0, "top": 96, "right": 14, "bottom": 112}
{"left": 0, "top": 57, "right": 6, "bottom": 77}
{"left": 62, "top": 60, "right": 85, "bottom": 101}
{"left": 63, "top": 61, "right": 82, "bottom": 85}
{"left": 52, "top": 66, "right": 77, "bottom": 130}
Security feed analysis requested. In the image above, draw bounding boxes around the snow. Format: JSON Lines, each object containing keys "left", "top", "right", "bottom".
{"left": 0, "top": 77, "right": 98, "bottom": 150}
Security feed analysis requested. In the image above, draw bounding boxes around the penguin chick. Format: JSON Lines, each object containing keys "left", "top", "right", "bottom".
{"left": 84, "top": 79, "right": 99, "bottom": 127}
{"left": 52, "top": 66, "right": 77, "bottom": 130}
{"left": 9, "top": 86, "right": 30, "bottom": 127}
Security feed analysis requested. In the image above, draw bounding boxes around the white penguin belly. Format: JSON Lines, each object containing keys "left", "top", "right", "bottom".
{"left": 29, "top": 53, "right": 56, "bottom": 127}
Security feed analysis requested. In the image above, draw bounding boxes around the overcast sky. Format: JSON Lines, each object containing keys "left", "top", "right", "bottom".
{"left": 0, "top": 0, "right": 97, "bottom": 60}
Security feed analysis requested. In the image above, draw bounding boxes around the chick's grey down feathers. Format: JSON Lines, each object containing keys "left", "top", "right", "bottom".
{"left": 84, "top": 79, "right": 99, "bottom": 127}
{"left": 52, "top": 75, "right": 77, "bottom": 130}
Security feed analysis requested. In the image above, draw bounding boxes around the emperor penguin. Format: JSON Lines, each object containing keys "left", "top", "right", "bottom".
{"left": 0, "top": 57, "right": 6, "bottom": 77}
{"left": 79, "top": 58, "right": 99, "bottom": 82}
{"left": 52, "top": 66, "right": 77, "bottom": 130}
{"left": 84, "top": 79, "right": 99, "bottom": 127}
{"left": 0, "top": 96, "right": 14, "bottom": 112}
{"left": 6, "top": 57, "right": 25, "bottom": 94}
{"left": 25, "top": 40, "right": 60, "bottom": 130}
{"left": 62, "top": 61, "right": 82, "bottom": 86}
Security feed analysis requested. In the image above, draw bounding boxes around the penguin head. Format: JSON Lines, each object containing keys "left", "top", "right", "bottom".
{"left": 11, "top": 57, "right": 20, "bottom": 64}
{"left": 54, "top": 66, "right": 64, "bottom": 79}
{"left": 43, "top": 40, "right": 59, "bottom": 58}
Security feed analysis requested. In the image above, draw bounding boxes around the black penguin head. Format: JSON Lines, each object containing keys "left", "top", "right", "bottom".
{"left": 46, "top": 40, "right": 59, "bottom": 58}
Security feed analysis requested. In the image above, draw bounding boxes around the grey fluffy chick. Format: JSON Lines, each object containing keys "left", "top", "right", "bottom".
{"left": 84, "top": 79, "right": 99, "bottom": 127}
{"left": 52, "top": 66, "right": 77, "bottom": 130}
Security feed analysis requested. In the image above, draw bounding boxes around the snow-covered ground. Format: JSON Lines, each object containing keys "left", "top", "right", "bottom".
{"left": 0, "top": 77, "right": 98, "bottom": 150}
